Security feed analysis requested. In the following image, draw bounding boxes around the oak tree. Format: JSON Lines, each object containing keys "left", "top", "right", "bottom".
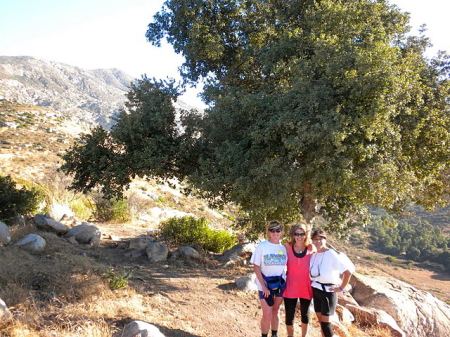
{"left": 63, "top": 0, "right": 450, "bottom": 234}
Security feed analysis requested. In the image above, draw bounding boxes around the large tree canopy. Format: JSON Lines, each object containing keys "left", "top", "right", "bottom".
{"left": 62, "top": 0, "right": 450, "bottom": 234}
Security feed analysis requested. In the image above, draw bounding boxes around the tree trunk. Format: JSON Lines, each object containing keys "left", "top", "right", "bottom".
{"left": 300, "top": 182, "right": 318, "bottom": 226}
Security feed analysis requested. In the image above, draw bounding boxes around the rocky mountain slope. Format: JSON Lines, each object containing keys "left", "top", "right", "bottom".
{"left": 0, "top": 56, "right": 135, "bottom": 129}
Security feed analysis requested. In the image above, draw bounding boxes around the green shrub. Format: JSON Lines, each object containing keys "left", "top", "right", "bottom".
{"left": 159, "top": 216, "right": 236, "bottom": 253}
{"left": 102, "top": 268, "right": 133, "bottom": 290}
{"left": 70, "top": 196, "right": 94, "bottom": 220}
{"left": 386, "top": 256, "right": 397, "bottom": 263}
{"left": 94, "top": 197, "right": 130, "bottom": 222}
{"left": 0, "top": 175, "right": 41, "bottom": 224}
{"left": 203, "top": 229, "right": 237, "bottom": 253}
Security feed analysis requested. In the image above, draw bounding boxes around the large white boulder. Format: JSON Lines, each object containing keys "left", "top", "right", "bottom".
{"left": 350, "top": 273, "right": 450, "bottom": 337}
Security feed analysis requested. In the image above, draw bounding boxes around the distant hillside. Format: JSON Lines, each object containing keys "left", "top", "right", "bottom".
{"left": 0, "top": 56, "right": 134, "bottom": 129}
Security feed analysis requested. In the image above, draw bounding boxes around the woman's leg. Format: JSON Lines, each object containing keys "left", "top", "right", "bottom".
{"left": 270, "top": 296, "right": 284, "bottom": 335}
{"left": 312, "top": 288, "right": 325, "bottom": 337}
{"left": 283, "top": 297, "right": 297, "bottom": 336}
{"left": 259, "top": 298, "right": 273, "bottom": 334}
{"left": 299, "top": 298, "right": 311, "bottom": 337}
{"left": 318, "top": 292, "right": 337, "bottom": 337}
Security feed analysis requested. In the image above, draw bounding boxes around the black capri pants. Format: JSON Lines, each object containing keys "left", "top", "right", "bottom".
{"left": 312, "top": 287, "right": 338, "bottom": 316}
{"left": 284, "top": 297, "right": 312, "bottom": 325}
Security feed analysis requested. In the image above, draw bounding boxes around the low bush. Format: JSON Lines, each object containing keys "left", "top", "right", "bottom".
{"left": 102, "top": 268, "right": 134, "bottom": 290}
{"left": 0, "top": 175, "right": 41, "bottom": 224}
{"left": 70, "top": 196, "right": 94, "bottom": 220}
{"left": 386, "top": 256, "right": 397, "bottom": 263}
{"left": 159, "top": 216, "right": 236, "bottom": 253}
{"left": 94, "top": 197, "right": 130, "bottom": 222}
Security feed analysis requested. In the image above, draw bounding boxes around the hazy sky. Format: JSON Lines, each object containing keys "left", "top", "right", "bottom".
{"left": 1, "top": 0, "right": 449, "bottom": 108}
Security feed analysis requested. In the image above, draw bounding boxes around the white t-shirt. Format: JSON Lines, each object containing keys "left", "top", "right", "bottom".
{"left": 309, "top": 249, "right": 355, "bottom": 292}
{"left": 250, "top": 240, "right": 287, "bottom": 291}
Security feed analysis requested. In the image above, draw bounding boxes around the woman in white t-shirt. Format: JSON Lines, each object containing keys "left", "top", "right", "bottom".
{"left": 309, "top": 229, "right": 355, "bottom": 337}
{"left": 250, "top": 220, "right": 287, "bottom": 337}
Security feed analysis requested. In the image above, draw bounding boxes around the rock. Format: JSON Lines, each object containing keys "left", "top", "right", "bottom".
{"left": 146, "top": 242, "right": 168, "bottom": 262}
{"left": 125, "top": 249, "right": 146, "bottom": 259}
{"left": 65, "top": 222, "right": 101, "bottom": 244}
{"left": 346, "top": 304, "right": 405, "bottom": 337}
{"left": 0, "top": 221, "right": 11, "bottom": 246}
{"left": 129, "top": 236, "right": 153, "bottom": 250}
{"left": 350, "top": 273, "right": 450, "bottom": 337}
{"left": 336, "top": 303, "right": 355, "bottom": 325}
{"left": 33, "top": 213, "right": 48, "bottom": 227}
{"left": 44, "top": 218, "right": 69, "bottom": 233}
{"left": 34, "top": 213, "right": 68, "bottom": 233}
{"left": 223, "top": 242, "right": 256, "bottom": 257}
{"left": 331, "top": 319, "right": 351, "bottom": 337}
{"left": 218, "top": 243, "right": 256, "bottom": 265}
{"left": 338, "top": 291, "right": 360, "bottom": 307}
{"left": 179, "top": 246, "right": 200, "bottom": 258}
{"left": 0, "top": 298, "right": 12, "bottom": 321}
{"left": 15, "top": 233, "right": 46, "bottom": 252}
{"left": 223, "top": 252, "right": 242, "bottom": 267}
{"left": 59, "top": 214, "right": 78, "bottom": 227}
{"left": 235, "top": 274, "right": 258, "bottom": 292}
{"left": 119, "top": 320, "right": 165, "bottom": 337}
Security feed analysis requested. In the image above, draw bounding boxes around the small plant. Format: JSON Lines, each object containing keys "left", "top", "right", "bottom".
{"left": 94, "top": 197, "right": 131, "bottom": 222}
{"left": 102, "top": 268, "right": 134, "bottom": 290}
{"left": 386, "top": 256, "right": 397, "bottom": 263}
{"left": 159, "top": 216, "right": 236, "bottom": 253}
{"left": 364, "top": 256, "right": 376, "bottom": 261}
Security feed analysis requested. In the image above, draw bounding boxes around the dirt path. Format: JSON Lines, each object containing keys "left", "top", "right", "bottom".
{"left": 93, "top": 222, "right": 450, "bottom": 336}
{"left": 95, "top": 223, "right": 327, "bottom": 337}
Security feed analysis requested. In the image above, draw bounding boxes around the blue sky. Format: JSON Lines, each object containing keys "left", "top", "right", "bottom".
{"left": 1, "top": 0, "right": 449, "bottom": 108}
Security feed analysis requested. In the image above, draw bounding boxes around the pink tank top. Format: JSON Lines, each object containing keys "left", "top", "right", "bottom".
{"left": 283, "top": 244, "right": 313, "bottom": 299}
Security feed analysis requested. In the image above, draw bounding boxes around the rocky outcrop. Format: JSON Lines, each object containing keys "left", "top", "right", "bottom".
{"left": 350, "top": 273, "right": 450, "bottom": 337}
{"left": 346, "top": 304, "right": 405, "bottom": 337}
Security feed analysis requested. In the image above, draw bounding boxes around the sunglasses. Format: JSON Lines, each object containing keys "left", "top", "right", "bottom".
{"left": 269, "top": 228, "right": 282, "bottom": 233}
{"left": 294, "top": 232, "right": 306, "bottom": 237}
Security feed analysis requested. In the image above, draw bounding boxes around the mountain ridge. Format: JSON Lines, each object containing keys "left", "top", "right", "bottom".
{"left": 0, "top": 55, "right": 135, "bottom": 129}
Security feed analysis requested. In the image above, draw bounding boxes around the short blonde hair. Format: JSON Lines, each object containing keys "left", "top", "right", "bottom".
{"left": 288, "top": 221, "right": 311, "bottom": 246}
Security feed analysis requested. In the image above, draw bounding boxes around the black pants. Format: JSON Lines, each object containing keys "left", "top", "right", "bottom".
{"left": 284, "top": 297, "right": 311, "bottom": 325}
{"left": 312, "top": 287, "right": 337, "bottom": 316}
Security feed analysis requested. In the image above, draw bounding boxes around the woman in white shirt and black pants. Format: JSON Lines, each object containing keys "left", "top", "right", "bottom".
{"left": 309, "top": 229, "right": 355, "bottom": 337}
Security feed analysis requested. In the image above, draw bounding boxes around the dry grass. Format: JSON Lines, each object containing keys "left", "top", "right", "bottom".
{"left": 0, "top": 223, "right": 404, "bottom": 337}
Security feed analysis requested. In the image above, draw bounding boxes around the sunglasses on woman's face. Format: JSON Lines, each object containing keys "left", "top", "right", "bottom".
{"left": 294, "top": 232, "right": 306, "bottom": 237}
{"left": 269, "top": 228, "right": 282, "bottom": 233}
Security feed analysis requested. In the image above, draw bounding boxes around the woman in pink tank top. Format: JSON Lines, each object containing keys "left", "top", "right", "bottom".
{"left": 283, "top": 222, "right": 315, "bottom": 337}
